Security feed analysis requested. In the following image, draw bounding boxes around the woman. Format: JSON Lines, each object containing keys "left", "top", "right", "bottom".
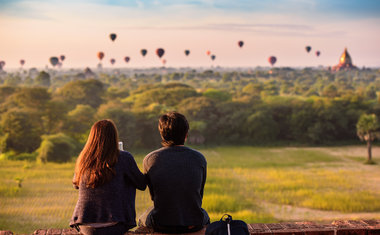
{"left": 70, "top": 119, "right": 146, "bottom": 235}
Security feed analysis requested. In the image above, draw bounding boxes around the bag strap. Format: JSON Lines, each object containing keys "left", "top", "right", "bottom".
{"left": 221, "top": 214, "right": 232, "bottom": 235}
{"left": 220, "top": 214, "right": 232, "bottom": 222}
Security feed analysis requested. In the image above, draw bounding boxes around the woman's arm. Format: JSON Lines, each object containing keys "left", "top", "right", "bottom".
{"left": 124, "top": 153, "right": 147, "bottom": 191}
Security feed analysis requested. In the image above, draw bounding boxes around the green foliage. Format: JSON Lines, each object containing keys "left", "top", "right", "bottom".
{"left": 242, "top": 83, "right": 263, "bottom": 97}
{"left": 58, "top": 79, "right": 105, "bottom": 108}
{"left": 203, "top": 88, "right": 232, "bottom": 102}
{"left": 0, "top": 68, "right": 379, "bottom": 154}
{"left": 246, "top": 110, "right": 279, "bottom": 143}
{"left": 9, "top": 87, "right": 51, "bottom": 110}
{"left": 322, "top": 84, "right": 338, "bottom": 98}
{"left": 37, "top": 133, "right": 76, "bottom": 163}
{"left": 0, "top": 110, "right": 42, "bottom": 153}
{"left": 35, "top": 71, "right": 51, "bottom": 87}
{"left": 127, "top": 83, "right": 198, "bottom": 109}
{"left": 4, "top": 75, "right": 22, "bottom": 86}
{"left": 356, "top": 113, "right": 380, "bottom": 141}
{"left": 96, "top": 102, "right": 138, "bottom": 147}
{"left": 0, "top": 151, "right": 37, "bottom": 161}
{"left": 0, "top": 86, "right": 18, "bottom": 104}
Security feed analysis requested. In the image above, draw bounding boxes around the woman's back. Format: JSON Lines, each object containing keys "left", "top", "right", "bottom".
{"left": 70, "top": 120, "right": 146, "bottom": 235}
{"left": 71, "top": 151, "right": 146, "bottom": 228}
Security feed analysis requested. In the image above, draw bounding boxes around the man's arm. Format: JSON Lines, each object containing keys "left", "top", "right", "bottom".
{"left": 125, "top": 156, "right": 147, "bottom": 190}
{"left": 143, "top": 154, "right": 155, "bottom": 200}
{"left": 200, "top": 161, "right": 207, "bottom": 199}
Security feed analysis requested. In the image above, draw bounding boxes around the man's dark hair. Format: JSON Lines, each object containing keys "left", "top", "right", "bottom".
{"left": 158, "top": 112, "right": 189, "bottom": 147}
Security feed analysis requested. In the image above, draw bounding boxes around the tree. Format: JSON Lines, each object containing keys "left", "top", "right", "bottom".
{"left": 356, "top": 114, "right": 379, "bottom": 164}
{"left": 203, "top": 89, "right": 232, "bottom": 102}
{"left": 0, "top": 86, "right": 18, "bottom": 103}
{"left": 129, "top": 83, "right": 198, "bottom": 109}
{"left": 4, "top": 75, "right": 22, "bottom": 86}
{"left": 63, "top": 104, "right": 96, "bottom": 143}
{"left": 0, "top": 109, "right": 42, "bottom": 153}
{"left": 10, "top": 87, "right": 51, "bottom": 111}
{"left": 96, "top": 102, "right": 137, "bottom": 147}
{"left": 35, "top": 71, "right": 51, "bottom": 87}
{"left": 246, "top": 110, "right": 279, "bottom": 143}
{"left": 58, "top": 79, "right": 105, "bottom": 108}
{"left": 322, "top": 84, "right": 338, "bottom": 98}
{"left": 37, "top": 133, "right": 77, "bottom": 163}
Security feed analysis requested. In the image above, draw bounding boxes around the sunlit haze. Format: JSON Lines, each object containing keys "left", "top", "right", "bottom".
{"left": 0, "top": 0, "right": 380, "bottom": 68}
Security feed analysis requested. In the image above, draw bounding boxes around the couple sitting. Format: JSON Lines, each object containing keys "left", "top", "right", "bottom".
{"left": 70, "top": 112, "right": 210, "bottom": 235}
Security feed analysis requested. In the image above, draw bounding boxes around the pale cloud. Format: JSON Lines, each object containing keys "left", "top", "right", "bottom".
{"left": 136, "top": 0, "right": 144, "bottom": 8}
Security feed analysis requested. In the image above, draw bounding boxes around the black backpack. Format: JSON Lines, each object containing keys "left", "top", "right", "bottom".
{"left": 205, "top": 214, "right": 249, "bottom": 235}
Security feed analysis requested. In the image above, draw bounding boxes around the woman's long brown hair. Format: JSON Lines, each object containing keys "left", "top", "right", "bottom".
{"left": 73, "top": 119, "right": 120, "bottom": 188}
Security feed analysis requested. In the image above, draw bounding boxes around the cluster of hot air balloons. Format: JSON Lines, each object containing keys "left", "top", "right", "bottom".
{"left": 49, "top": 55, "right": 66, "bottom": 68}
{"left": 96, "top": 33, "right": 171, "bottom": 66}
{"left": 2, "top": 34, "right": 326, "bottom": 70}
{"left": 305, "top": 45, "right": 321, "bottom": 57}
{"left": 205, "top": 50, "right": 216, "bottom": 62}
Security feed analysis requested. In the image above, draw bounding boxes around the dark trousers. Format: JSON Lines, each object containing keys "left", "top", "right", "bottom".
{"left": 78, "top": 223, "right": 131, "bottom": 235}
{"left": 138, "top": 207, "right": 210, "bottom": 234}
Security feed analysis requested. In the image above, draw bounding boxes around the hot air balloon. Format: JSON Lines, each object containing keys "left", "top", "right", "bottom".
{"left": 184, "top": 50, "right": 190, "bottom": 56}
{"left": 141, "top": 49, "right": 147, "bottom": 57}
{"left": 268, "top": 56, "right": 277, "bottom": 66}
{"left": 97, "top": 52, "right": 105, "bottom": 61}
{"left": 20, "top": 59, "right": 25, "bottom": 66}
{"left": 50, "top": 57, "right": 59, "bottom": 67}
{"left": 206, "top": 50, "right": 211, "bottom": 56}
{"left": 162, "top": 59, "right": 167, "bottom": 65}
{"left": 109, "top": 33, "right": 117, "bottom": 42}
{"left": 124, "top": 56, "right": 130, "bottom": 63}
{"left": 60, "top": 55, "right": 65, "bottom": 62}
{"left": 305, "top": 46, "right": 312, "bottom": 53}
{"left": 238, "top": 41, "right": 244, "bottom": 48}
{"left": 156, "top": 48, "right": 165, "bottom": 58}
{"left": 211, "top": 55, "right": 216, "bottom": 61}
{"left": 0, "top": 61, "right": 5, "bottom": 69}
{"left": 110, "top": 58, "right": 116, "bottom": 65}
{"left": 315, "top": 51, "right": 321, "bottom": 57}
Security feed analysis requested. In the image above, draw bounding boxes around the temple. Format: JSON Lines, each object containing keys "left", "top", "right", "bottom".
{"left": 332, "top": 48, "right": 357, "bottom": 71}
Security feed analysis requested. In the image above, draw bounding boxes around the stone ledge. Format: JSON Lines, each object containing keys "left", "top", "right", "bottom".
{"left": 1, "top": 220, "right": 379, "bottom": 235}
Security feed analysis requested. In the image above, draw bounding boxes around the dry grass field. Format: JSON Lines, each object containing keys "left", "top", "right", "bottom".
{"left": 1, "top": 146, "right": 380, "bottom": 234}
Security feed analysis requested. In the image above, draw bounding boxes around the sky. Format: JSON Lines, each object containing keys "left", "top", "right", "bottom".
{"left": 0, "top": 0, "right": 380, "bottom": 69}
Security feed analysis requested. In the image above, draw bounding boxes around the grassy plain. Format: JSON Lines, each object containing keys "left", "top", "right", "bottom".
{"left": 1, "top": 146, "right": 380, "bottom": 234}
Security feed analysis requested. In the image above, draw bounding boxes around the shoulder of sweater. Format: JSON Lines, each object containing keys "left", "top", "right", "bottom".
{"left": 119, "top": 150, "right": 132, "bottom": 158}
{"left": 118, "top": 150, "right": 135, "bottom": 165}
{"left": 144, "top": 147, "right": 166, "bottom": 159}
{"left": 143, "top": 147, "right": 164, "bottom": 165}
{"left": 185, "top": 146, "right": 207, "bottom": 164}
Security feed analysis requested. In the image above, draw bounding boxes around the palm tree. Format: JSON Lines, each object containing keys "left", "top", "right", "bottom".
{"left": 356, "top": 114, "right": 379, "bottom": 164}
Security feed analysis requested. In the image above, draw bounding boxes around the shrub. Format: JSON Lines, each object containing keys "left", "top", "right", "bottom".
{"left": 37, "top": 133, "right": 77, "bottom": 163}
{"left": 0, "top": 151, "right": 37, "bottom": 161}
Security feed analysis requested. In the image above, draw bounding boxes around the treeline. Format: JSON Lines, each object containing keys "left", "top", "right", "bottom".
{"left": 0, "top": 67, "right": 379, "bottom": 162}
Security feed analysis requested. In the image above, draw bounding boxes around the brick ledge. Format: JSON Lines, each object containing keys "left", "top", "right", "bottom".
{"left": 1, "top": 220, "right": 379, "bottom": 235}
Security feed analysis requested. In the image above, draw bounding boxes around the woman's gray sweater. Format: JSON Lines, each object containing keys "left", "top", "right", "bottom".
{"left": 70, "top": 151, "right": 146, "bottom": 228}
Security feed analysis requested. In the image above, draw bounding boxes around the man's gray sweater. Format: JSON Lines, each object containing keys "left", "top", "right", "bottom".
{"left": 143, "top": 146, "right": 209, "bottom": 228}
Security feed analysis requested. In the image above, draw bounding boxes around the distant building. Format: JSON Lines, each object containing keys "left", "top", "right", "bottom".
{"left": 332, "top": 48, "right": 357, "bottom": 71}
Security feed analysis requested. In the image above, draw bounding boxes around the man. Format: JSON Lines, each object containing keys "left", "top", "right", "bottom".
{"left": 139, "top": 111, "right": 209, "bottom": 233}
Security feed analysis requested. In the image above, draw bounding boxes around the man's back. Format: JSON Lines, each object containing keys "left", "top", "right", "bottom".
{"left": 143, "top": 145, "right": 208, "bottom": 228}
